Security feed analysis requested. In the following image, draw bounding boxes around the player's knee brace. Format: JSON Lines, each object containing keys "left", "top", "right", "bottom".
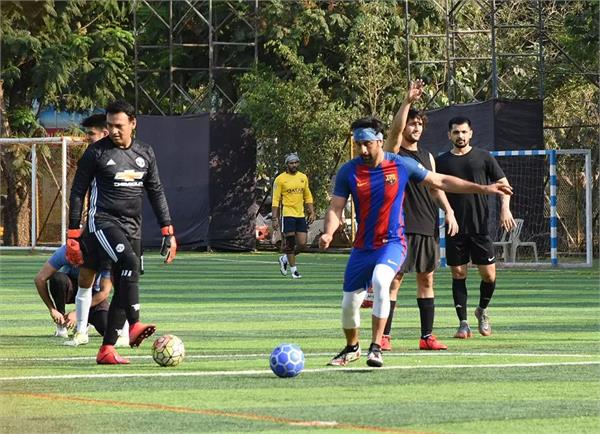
{"left": 371, "top": 264, "right": 396, "bottom": 319}
{"left": 341, "top": 289, "right": 365, "bottom": 329}
{"left": 284, "top": 235, "right": 296, "bottom": 255}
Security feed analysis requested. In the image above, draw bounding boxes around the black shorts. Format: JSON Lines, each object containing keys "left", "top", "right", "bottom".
{"left": 53, "top": 272, "right": 109, "bottom": 312}
{"left": 399, "top": 233, "right": 439, "bottom": 274}
{"left": 81, "top": 228, "right": 142, "bottom": 271}
{"left": 446, "top": 233, "right": 496, "bottom": 266}
{"left": 282, "top": 216, "right": 308, "bottom": 234}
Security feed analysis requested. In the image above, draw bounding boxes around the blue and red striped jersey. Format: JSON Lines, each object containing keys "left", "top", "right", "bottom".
{"left": 333, "top": 152, "right": 429, "bottom": 250}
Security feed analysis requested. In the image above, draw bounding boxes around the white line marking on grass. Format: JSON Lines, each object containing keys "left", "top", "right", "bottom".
{"left": 289, "top": 421, "right": 339, "bottom": 427}
{"left": 2, "top": 351, "right": 598, "bottom": 363}
{"left": 201, "top": 257, "right": 330, "bottom": 266}
{"left": 2, "top": 361, "right": 599, "bottom": 382}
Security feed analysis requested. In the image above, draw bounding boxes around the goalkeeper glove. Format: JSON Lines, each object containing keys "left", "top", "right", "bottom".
{"left": 66, "top": 229, "right": 84, "bottom": 265}
{"left": 160, "top": 225, "right": 177, "bottom": 264}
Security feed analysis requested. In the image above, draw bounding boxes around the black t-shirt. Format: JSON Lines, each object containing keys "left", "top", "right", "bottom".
{"left": 435, "top": 147, "right": 505, "bottom": 235}
{"left": 398, "top": 146, "right": 437, "bottom": 237}
{"left": 69, "top": 137, "right": 172, "bottom": 239}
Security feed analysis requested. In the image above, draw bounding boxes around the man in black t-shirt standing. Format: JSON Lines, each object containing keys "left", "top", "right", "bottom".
{"left": 381, "top": 80, "right": 458, "bottom": 351}
{"left": 68, "top": 100, "right": 178, "bottom": 364}
{"left": 436, "top": 117, "right": 515, "bottom": 339}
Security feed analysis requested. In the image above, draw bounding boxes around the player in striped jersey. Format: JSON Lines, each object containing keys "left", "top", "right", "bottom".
{"left": 320, "top": 117, "right": 512, "bottom": 368}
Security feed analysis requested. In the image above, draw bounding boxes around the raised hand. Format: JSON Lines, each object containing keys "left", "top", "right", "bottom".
{"left": 407, "top": 79, "right": 425, "bottom": 103}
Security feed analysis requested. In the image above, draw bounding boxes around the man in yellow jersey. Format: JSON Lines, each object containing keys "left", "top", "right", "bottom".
{"left": 272, "top": 153, "right": 315, "bottom": 279}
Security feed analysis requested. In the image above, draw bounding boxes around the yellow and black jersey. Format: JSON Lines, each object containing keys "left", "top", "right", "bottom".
{"left": 272, "top": 171, "right": 313, "bottom": 217}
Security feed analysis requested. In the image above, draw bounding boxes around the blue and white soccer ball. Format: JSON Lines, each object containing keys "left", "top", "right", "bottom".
{"left": 269, "top": 343, "right": 305, "bottom": 378}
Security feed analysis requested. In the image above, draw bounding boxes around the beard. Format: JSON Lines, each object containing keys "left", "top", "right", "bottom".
{"left": 453, "top": 140, "right": 468, "bottom": 148}
{"left": 403, "top": 134, "right": 419, "bottom": 144}
{"left": 287, "top": 167, "right": 298, "bottom": 173}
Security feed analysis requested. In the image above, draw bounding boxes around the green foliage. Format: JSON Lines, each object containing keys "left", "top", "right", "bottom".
{"left": 0, "top": 0, "right": 134, "bottom": 119}
{"left": 238, "top": 65, "right": 355, "bottom": 212}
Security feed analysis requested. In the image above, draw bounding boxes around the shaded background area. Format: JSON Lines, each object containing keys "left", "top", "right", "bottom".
{"left": 137, "top": 114, "right": 256, "bottom": 251}
{"left": 419, "top": 99, "right": 545, "bottom": 247}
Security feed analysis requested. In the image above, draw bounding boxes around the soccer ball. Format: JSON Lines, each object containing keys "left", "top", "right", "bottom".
{"left": 269, "top": 343, "right": 304, "bottom": 378}
{"left": 152, "top": 334, "right": 185, "bottom": 367}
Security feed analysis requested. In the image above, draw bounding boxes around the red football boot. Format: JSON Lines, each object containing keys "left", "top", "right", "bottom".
{"left": 96, "top": 345, "right": 130, "bottom": 365}
{"left": 380, "top": 334, "right": 392, "bottom": 351}
{"left": 129, "top": 321, "right": 156, "bottom": 348}
{"left": 361, "top": 286, "right": 374, "bottom": 308}
{"left": 419, "top": 335, "right": 448, "bottom": 351}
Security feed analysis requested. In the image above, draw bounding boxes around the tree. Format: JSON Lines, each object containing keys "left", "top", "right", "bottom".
{"left": 238, "top": 63, "right": 355, "bottom": 212}
{"left": 0, "top": 0, "right": 133, "bottom": 245}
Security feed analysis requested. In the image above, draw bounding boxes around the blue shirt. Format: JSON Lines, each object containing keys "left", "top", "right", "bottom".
{"left": 48, "top": 245, "right": 110, "bottom": 291}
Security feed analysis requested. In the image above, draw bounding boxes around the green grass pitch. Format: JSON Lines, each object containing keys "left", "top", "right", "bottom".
{"left": 1, "top": 251, "right": 599, "bottom": 433}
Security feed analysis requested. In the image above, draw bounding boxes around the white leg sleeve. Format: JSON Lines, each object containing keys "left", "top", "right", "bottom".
{"left": 75, "top": 285, "right": 92, "bottom": 334}
{"left": 371, "top": 264, "right": 396, "bottom": 319}
{"left": 341, "top": 289, "right": 366, "bottom": 329}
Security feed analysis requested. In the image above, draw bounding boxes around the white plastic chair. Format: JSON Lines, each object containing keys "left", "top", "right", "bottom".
{"left": 493, "top": 218, "right": 538, "bottom": 262}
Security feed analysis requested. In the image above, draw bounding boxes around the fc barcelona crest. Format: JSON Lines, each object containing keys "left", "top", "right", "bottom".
{"left": 385, "top": 174, "right": 397, "bottom": 184}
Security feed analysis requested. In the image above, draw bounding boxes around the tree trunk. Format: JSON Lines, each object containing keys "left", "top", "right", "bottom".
{"left": 0, "top": 79, "right": 32, "bottom": 246}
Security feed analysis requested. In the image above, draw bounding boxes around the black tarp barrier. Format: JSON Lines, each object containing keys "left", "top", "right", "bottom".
{"left": 418, "top": 99, "right": 544, "bottom": 241}
{"left": 208, "top": 114, "right": 257, "bottom": 251}
{"left": 418, "top": 99, "right": 543, "bottom": 154}
{"left": 137, "top": 114, "right": 256, "bottom": 251}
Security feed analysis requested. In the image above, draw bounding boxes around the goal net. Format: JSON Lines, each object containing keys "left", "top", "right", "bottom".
{"left": 439, "top": 149, "right": 593, "bottom": 268}
{"left": 0, "top": 137, "right": 87, "bottom": 250}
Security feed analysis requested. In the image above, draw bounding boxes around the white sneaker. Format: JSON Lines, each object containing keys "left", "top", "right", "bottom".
{"left": 278, "top": 255, "right": 288, "bottom": 276}
{"left": 291, "top": 270, "right": 302, "bottom": 279}
{"left": 54, "top": 327, "right": 69, "bottom": 338}
{"left": 63, "top": 332, "right": 89, "bottom": 346}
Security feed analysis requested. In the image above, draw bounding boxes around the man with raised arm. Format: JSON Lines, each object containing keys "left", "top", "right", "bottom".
{"left": 320, "top": 117, "right": 512, "bottom": 368}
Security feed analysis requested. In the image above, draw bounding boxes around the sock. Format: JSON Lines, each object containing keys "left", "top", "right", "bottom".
{"left": 369, "top": 342, "right": 381, "bottom": 351}
{"left": 417, "top": 297, "right": 435, "bottom": 338}
{"left": 452, "top": 278, "right": 468, "bottom": 322}
{"left": 75, "top": 285, "right": 93, "bottom": 334}
{"left": 103, "top": 304, "right": 126, "bottom": 345}
{"left": 479, "top": 280, "right": 496, "bottom": 309}
{"left": 291, "top": 266, "right": 297, "bottom": 273}
{"left": 383, "top": 300, "right": 396, "bottom": 335}
{"left": 56, "top": 324, "right": 67, "bottom": 335}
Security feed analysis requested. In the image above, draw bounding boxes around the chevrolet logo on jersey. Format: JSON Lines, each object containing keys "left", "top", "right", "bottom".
{"left": 114, "top": 170, "right": 144, "bottom": 186}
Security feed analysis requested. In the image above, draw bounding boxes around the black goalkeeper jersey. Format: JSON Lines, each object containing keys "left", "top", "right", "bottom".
{"left": 398, "top": 146, "right": 437, "bottom": 237}
{"left": 69, "top": 136, "right": 171, "bottom": 239}
{"left": 435, "top": 146, "right": 505, "bottom": 235}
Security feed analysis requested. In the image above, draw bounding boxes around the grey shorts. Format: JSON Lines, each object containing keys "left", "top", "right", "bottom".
{"left": 399, "top": 233, "right": 439, "bottom": 274}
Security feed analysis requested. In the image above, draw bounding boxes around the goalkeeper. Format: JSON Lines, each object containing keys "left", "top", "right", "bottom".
{"left": 68, "top": 100, "right": 177, "bottom": 365}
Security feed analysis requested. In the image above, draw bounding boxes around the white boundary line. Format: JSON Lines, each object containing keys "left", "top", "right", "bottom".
{"left": 199, "top": 257, "right": 335, "bottom": 266}
{"left": 1, "top": 351, "right": 598, "bottom": 363}
{"left": 2, "top": 361, "right": 599, "bottom": 382}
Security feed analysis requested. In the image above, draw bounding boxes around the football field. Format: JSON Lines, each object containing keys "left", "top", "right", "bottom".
{"left": 1, "top": 251, "right": 599, "bottom": 433}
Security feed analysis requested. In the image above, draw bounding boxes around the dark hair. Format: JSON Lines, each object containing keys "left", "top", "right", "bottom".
{"left": 105, "top": 99, "right": 136, "bottom": 120}
{"left": 407, "top": 109, "right": 428, "bottom": 128}
{"left": 350, "top": 117, "right": 385, "bottom": 134}
{"left": 81, "top": 113, "right": 107, "bottom": 129}
{"left": 448, "top": 116, "right": 471, "bottom": 130}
